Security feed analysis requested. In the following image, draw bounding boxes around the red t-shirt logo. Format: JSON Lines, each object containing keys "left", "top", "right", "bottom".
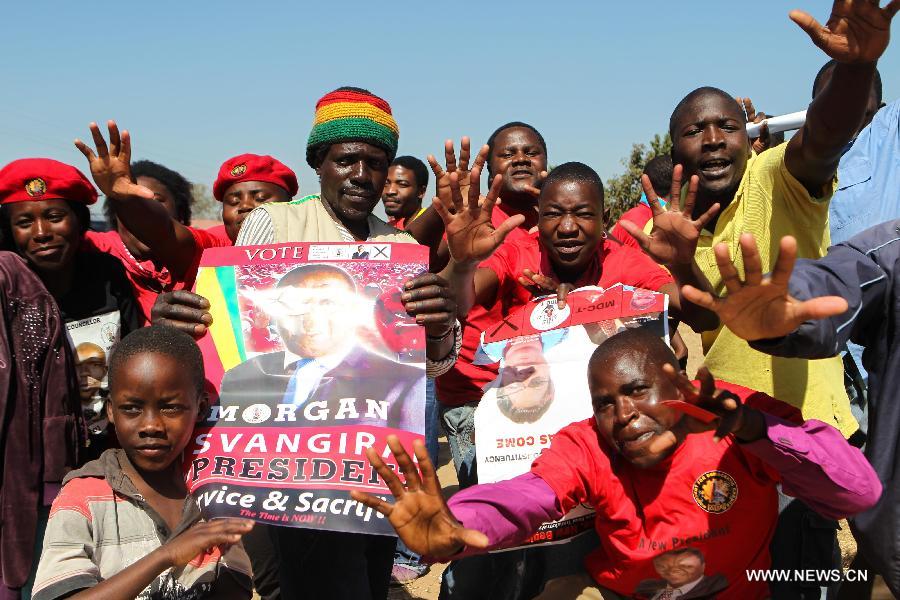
{"left": 692, "top": 471, "right": 738, "bottom": 514}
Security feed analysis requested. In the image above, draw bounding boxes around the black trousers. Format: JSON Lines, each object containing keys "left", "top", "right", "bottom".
{"left": 769, "top": 498, "right": 841, "bottom": 600}
{"left": 269, "top": 527, "right": 397, "bottom": 600}
{"left": 242, "top": 524, "right": 282, "bottom": 600}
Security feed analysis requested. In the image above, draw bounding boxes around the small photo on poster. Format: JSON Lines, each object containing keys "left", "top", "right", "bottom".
{"left": 66, "top": 311, "right": 120, "bottom": 435}
{"left": 633, "top": 547, "right": 728, "bottom": 599}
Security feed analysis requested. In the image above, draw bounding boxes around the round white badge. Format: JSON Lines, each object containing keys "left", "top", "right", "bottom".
{"left": 529, "top": 297, "right": 571, "bottom": 331}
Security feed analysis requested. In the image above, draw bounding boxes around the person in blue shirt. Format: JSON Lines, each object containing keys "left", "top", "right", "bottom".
{"left": 818, "top": 62, "right": 892, "bottom": 440}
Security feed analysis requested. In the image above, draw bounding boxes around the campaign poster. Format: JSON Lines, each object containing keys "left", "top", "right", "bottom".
{"left": 186, "top": 242, "right": 428, "bottom": 536}
{"left": 475, "top": 285, "right": 668, "bottom": 548}
{"left": 66, "top": 311, "right": 120, "bottom": 437}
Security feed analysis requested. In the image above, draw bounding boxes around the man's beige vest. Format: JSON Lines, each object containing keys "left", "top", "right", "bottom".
{"left": 260, "top": 196, "right": 415, "bottom": 243}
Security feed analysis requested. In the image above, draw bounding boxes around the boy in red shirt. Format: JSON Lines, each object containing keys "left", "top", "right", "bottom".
{"left": 75, "top": 122, "right": 297, "bottom": 320}
{"left": 353, "top": 328, "right": 881, "bottom": 599}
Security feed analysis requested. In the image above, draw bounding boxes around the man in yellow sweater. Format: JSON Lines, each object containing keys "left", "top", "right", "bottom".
{"left": 619, "top": 2, "right": 899, "bottom": 594}
{"left": 621, "top": 0, "right": 899, "bottom": 439}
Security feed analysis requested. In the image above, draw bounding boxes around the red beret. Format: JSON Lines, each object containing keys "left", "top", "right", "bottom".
{"left": 213, "top": 154, "right": 299, "bottom": 201}
{"left": 0, "top": 158, "right": 98, "bottom": 205}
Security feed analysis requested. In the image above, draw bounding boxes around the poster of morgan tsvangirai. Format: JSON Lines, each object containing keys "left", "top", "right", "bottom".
{"left": 185, "top": 242, "right": 428, "bottom": 536}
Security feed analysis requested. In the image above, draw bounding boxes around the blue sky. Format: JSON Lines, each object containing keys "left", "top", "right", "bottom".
{"left": 2, "top": 1, "right": 898, "bottom": 219}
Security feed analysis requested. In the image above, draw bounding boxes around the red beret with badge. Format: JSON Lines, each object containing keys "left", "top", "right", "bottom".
{"left": 0, "top": 158, "right": 98, "bottom": 205}
{"left": 212, "top": 154, "right": 299, "bottom": 201}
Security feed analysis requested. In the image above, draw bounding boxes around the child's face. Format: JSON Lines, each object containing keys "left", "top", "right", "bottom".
{"left": 588, "top": 348, "right": 683, "bottom": 468}
{"left": 107, "top": 351, "right": 204, "bottom": 472}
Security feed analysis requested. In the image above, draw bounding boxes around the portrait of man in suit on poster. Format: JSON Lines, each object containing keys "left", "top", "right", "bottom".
{"left": 634, "top": 547, "right": 728, "bottom": 600}
{"left": 217, "top": 263, "right": 424, "bottom": 432}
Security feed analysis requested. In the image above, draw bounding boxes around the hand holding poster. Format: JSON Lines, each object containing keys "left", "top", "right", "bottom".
{"left": 475, "top": 284, "right": 668, "bottom": 548}
{"left": 186, "top": 242, "right": 427, "bottom": 536}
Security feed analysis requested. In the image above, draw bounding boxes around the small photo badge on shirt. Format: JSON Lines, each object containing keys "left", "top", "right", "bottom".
{"left": 529, "top": 297, "right": 571, "bottom": 331}
{"left": 692, "top": 470, "right": 738, "bottom": 514}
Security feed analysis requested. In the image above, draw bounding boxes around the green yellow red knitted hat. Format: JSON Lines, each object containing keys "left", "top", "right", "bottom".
{"left": 306, "top": 87, "right": 399, "bottom": 167}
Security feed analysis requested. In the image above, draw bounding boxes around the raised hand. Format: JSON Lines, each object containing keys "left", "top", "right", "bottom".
{"left": 432, "top": 162, "right": 525, "bottom": 266}
{"left": 517, "top": 269, "right": 576, "bottom": 309}
{"left": 161, "top": 518, "right": 254, "bottom": 568}
{"left": 350, "top": 436, "right": 489, "bottom": 558}
{"left": 680, "top": 234, "right": 849, "bottom": 341}
{"left": 428, "top": 138, "right": 489, "bottom": 213}
{"left": 790, "top": 0, "right": 900, "bottom": 64}
{"left": 74, "top": 120, "right": 155, "bottom": 201}
{"left": 736, "top": 97, "right": 775, "bottom": 154}
{"left": 617, "top": 164, "right": 720, "bottom": 267}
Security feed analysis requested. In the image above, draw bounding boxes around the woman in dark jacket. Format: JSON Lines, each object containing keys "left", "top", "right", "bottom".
{"left": 0, "top": 158, "right": 140, "bottom": 455}
{"left": 0, "top": 251, "right": 83, "bottom": 599}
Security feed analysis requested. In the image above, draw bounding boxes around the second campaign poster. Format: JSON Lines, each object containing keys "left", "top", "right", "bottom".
{"left": 186, "top": 242, "right": 428, "bottom": 536}
{"left": 475, "top": 284, "right": 669, "bottom": 548}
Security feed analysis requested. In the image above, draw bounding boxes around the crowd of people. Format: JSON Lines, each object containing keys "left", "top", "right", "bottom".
{"left": 0, "top": 1, "right": 899, "bottom": 599}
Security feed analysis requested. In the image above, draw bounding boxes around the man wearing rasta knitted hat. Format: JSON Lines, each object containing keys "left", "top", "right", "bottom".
{"left": 306, "top": 86, "right": 399, "bottom": 168}
{"left": 235, "top": 86, "right": 404, "bottom": 246}
{"left": 150, "top": 87, "right": 462, "bottom": 600}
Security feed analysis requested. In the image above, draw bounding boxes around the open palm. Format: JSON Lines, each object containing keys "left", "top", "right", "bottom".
{"left": 351, "top": 437, "right": 488, "bottom": 558}
{"left": 681, "top": 234, "right": 849, "bottom": 341}
{"left": 432, "top": 165, "right": 524, "bottom": 266}
{"left": 74, "top": 120, "right": 154, "bottom": 201}
{"left": 618, "top": 165, "right": 719, "bottom": 267}
{"left": 428, "top": 137, "right": 488, "bottom": 216}
{"left": 790, "top": 0, "right": 900, "bottom": 64}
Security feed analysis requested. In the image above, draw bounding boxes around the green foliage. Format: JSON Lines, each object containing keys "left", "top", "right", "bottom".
{"left": 190, "top": 183, "right": 222, "bottom": 221}
{"left": 605, "top": 133, "right": 672, "bottom": 224}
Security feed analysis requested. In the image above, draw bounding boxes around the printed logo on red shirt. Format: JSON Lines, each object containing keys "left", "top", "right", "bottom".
{"left": 692, "top": 471, "right": 738, "bottom": 514}
{"left": 529, "top": 298, "right": 570, "bottom": 331}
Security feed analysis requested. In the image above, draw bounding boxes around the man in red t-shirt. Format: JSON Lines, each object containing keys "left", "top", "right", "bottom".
{"left": 436, "top": 160, "right": 717, "bottom": 485}
{"left": 75, "top": 123, "right": 298, "bottom": 322}
{"left": 383, "top": 156, "right": 429, "bottom": 230}
{"left": 433, "top": 122, "right": 548, "bottom": 479}
{"left": 353, "top": 328, "right": 881, "bottom": 599}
